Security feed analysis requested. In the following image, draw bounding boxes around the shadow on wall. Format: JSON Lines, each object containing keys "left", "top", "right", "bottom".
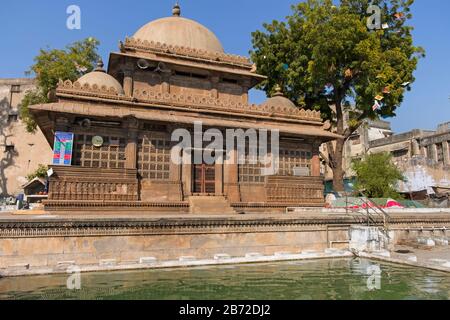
{"left": 0, "top": 97, "right": 19, "bottom": 197}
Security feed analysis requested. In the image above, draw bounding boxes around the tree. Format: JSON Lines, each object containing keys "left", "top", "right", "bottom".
{"left": 250, "top": 0, "right": 424, "bottom": 191}
{"left": 352, "top": 152, "right": 405, "bottom": 198}
{"left": 20, "top": 38, "right": 100, "bottom": 132}
{"left": 26, "top": 164, "right": 49, "bottom": 181}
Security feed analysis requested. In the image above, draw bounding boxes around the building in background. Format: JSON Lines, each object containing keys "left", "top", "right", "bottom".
{"left": 0, "top": 78, "right": 52, "bottom": 197}
{"left": 369, "top": 122, "right": 450, "bottom": 201}
{"left": 322, "top": 117, "right": 394, "bottom": 184}
{"left": 322, "top": 110, "right": 449, "bottom": 204}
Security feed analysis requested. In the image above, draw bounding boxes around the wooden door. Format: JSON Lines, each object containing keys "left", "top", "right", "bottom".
{"left": 193, "top": 163, "right": 216, "bottom": 194}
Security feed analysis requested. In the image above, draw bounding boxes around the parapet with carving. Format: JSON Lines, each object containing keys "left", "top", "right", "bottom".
{"left": 123, "top": 37, "right": 252, "bottom": 68}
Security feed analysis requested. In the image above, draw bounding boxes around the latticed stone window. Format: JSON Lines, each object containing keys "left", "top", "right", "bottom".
{"left": 74, "top": 135, "right": 126, "bottom": 169}
{"left": 278, "top": 147, "right": 312, "bottom": 176}
{"left": 239, "top": 162, "right": 266, "bottom": 184}
{"left": 138, "top": 135, "right": 171, "bottom": 180}
{"left": 238, "top": 145, "right": 266, "bottom": 184}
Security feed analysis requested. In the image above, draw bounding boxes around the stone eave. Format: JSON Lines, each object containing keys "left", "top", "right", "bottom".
{"left": 108, "top": 52, "right": 266, "bottom": 88}
{"left": 29, "top": 101, "right": 342, "bottom": 142}
{"left": 54, "top": 80, "right": 324, "bottom": 125}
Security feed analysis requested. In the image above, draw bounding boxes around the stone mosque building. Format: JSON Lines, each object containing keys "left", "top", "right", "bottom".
{"left": 29, "top": 4, "right": 340, "bottom": 214}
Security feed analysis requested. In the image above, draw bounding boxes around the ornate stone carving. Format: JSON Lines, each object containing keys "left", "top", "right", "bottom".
{"left": 265, "top": 176, "right": 325, "bottom": 204}
{"left": 132, "top": 88, "right": 322, "bottom": 122}
{"left": 56, "top": 80, "right": 323, "bottom": 122}
{"left": 47, "top": 166, "right": 139, "bottom": 202}
{"left": 1, "top": 214, "right": 448, "bottom": 238}
{"left": 0, "top": 216, "right": 362, "bottom": 238}
{"left": 124, "top": 37, "right": 252, "bottom": 68}
{"left": 57, "top": 79, "right": 122, "bottom": 98}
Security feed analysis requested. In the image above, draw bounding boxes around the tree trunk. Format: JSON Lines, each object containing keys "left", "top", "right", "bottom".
{"left": 332, "top": 137, "right": 346, "bottom": 192}
{"left": 331, "top": 97, "right": 346, "bottom": 192}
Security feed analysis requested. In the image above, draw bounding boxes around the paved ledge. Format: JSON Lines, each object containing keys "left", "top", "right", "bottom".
{"left": 0, "top": 211, "right": 347, "bottom": 221}
{"left": 0, "top": 250, "right": 354, "bottom": 278}
{"left": 358, "top": 251, "right": 450, "bottom": 274}
{"left": 1, "top": 210, "right": 450, "bottom": 223}
{"left": 296, "top": 208, "right": 450, "bottom": 215}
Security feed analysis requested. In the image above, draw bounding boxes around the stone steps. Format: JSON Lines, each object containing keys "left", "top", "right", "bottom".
{"left": 189, "top": 196, "right": 236, "bottom": 215}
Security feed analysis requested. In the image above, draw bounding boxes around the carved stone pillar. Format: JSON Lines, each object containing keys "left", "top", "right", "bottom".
{"left": 170, "top": 157, "right": 182, "bottom": 182}
{"left": 215, "top": 152, "right": 224, "bottom": 195}
{"left": 123, "top": 69, "right": 133, "bottom": 97}
{"left": 182, "top": 148, "right": 192, "bottom": 196}
{"left": 311, "top": 141, "right": 321, "bottom": 177}
{"left": 411, "top": 139, "right": 420, "bottom": 156}
{"left": 125, "top": 133, "right": 137, "bottom": 170}
{"left": 443, "top": 141, "right": 450, "bottom": 166}
{"left": 125, "top": 118, "right": 139, "bottom": 170}
{"left": 430, "top": 144, "right": 438, "bottom": 163}
{"left": 162, "top": 73, "right": 171, "bottom": 94}
{"left": 421, "top": 145, "right": 428, "bottom": 158}
{"left": 224, "top": 148, "right": 240, "bottom": 202}
{"left": 210, "top": 76, "right": 219, "bottom": 99}
{"left": 241, "top": 80, "right": 250, "bottom": 104}
{"left": 242, "top": 88, "right": 249, "bottom": 104}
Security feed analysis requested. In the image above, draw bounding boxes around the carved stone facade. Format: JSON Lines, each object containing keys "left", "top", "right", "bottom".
{"left": 29, "top": 5, "right": 340, "bottom": 214}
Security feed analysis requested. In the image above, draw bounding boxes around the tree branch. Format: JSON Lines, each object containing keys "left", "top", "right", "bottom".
{"left": 320, "top": 151, "right": 332, "bottom": 167}
{"left": 326, "top": 141, "right": 337, "bottom": 169}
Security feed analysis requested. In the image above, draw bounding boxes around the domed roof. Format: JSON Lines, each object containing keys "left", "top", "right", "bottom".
{"left": 132, "top": 4, "right": 224, "bottom": 53}
{"left": 77, "top": 61, "right": 124, "bottom": 94}
{"left": 261, "top": 85, "right": 297, "bottom": 109}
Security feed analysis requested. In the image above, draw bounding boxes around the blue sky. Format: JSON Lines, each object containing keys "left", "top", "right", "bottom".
{"left": 1, "top": 0, "right": 449, "bottom": 133}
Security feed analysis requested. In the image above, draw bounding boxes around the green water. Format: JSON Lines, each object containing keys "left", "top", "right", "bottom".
{"left": 1, "top": 259, "right": 449, "bottom": 300}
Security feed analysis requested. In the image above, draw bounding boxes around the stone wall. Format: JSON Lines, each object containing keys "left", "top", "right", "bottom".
{"left": 2, "top": 213, "right": 450, "bottom": 274}
{"left": 0, "top": 78, "right": 53, "bottom": 197}
{"left": 0, "top": 230, "right": 345, "bottom": 269}
{"left": 0, "top": 215, "right": 352, "bottom": 271}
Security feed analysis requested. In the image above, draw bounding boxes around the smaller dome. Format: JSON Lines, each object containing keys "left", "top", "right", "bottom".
{"left": 261, "top": 85, "right": 297, "bottom": 109}
{"left": 76, "top": 60, "right": 124, "bottom": 94}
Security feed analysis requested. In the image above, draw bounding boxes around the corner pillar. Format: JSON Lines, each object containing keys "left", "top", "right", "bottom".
{"left": 125, "top": 118, "right": 139, "bottom": 170}
{"left": 311, "top": 141, "right": 321, "bottom": 177}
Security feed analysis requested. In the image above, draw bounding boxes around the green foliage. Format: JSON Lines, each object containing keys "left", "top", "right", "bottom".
{"left": 251, "top": 0, "right": 424, "bottom": 129}
{"left": 352, "top": 152, "right": 405, "bottom": 198}
{"left": 251, "top": 0, "right": 424, "bottom": 190}
{"left": 26, "top": 164, "right": 49, "bottom": 181}
{"left": 19, "top": 89, "right": 47, "bottom": 133}
{"left": 20, "top": 38, "right": 100, "bottom": 133}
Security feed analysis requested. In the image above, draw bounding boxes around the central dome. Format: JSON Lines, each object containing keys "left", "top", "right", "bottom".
{"left": 133, "top": 5, "right": 224, "bottom": 53}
